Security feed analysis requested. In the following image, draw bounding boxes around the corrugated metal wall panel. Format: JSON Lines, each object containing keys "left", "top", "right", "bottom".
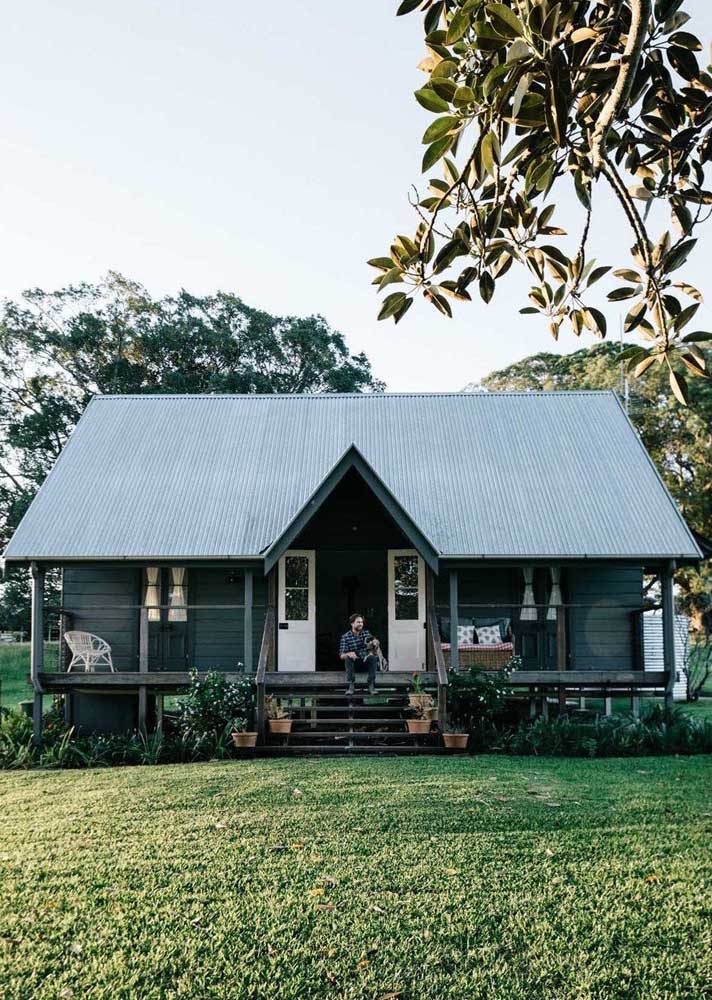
{"left": 643, "top": 612, "right": 689, "bottom": 700}
{"left": 4, "top": 391, "right": 701, "bottom": 561}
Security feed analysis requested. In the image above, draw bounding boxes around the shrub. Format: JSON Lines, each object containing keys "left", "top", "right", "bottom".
{"left": 175, "top": 669, "right": 253, "bottom": 750}
{"left": 447, "top": 667, "right": 509, "bottom": 729}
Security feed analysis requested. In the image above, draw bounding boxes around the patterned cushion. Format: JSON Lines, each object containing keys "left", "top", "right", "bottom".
{"left": 456, "top": 625, "right": 475, "bottom": 645}
{"left": 475, "top": 625, "right": 502, "bottom": 646}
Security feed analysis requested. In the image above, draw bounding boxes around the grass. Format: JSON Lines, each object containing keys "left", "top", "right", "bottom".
{"left": 1, "top": 757, "right": 710, "bottom": 999}
{"left": 0, "top": 643, "right": 62, "bottom": 712}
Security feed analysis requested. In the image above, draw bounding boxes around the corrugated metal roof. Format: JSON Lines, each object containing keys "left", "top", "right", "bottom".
{"left": 3, "top": 391, "right": 702, "bottom": 562}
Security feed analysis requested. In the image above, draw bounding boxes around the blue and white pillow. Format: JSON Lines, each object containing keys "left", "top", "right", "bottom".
{"left": 475, "top": 625, "right": 501, "bottom": 646}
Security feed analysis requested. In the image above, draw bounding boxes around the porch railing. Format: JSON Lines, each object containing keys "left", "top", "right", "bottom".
{"left": 255, "top": 606, "right": 275, "bottom": 741}
{"left": 426, "top": 607, "right": 448, "bottom": 727}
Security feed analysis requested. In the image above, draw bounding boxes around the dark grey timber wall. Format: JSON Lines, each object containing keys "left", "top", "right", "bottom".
{"left": 63, "top": 566, "right": 140, "bottom": 670}
{"left": 190, "top": 568, "right": 266, "bottom": 671}
{"left": 567, "top": 566, "right": 643, "bottom": 670}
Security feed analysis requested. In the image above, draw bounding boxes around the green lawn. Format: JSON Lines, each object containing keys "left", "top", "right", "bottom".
{"left": 0, "top": 643, "right": 61, "bottom": 711}
{"left": 1, "top": 757, "right": 710, "bottom": 1000}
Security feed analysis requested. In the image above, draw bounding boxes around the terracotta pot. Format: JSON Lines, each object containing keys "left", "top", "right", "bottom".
{"left": 231, "top": 731, "right": 257, "bottom": 748}
{"left": 268, "top": 718, "right": 292, "bottom": 735}
{"left": 408, "top": 693, "right": 429, "bottom": 708}
{"left": 443, "top": 732, "right": 469, "bottom": 750}
{"left": 406, "top": 718, "right": 431, "bottom": 734}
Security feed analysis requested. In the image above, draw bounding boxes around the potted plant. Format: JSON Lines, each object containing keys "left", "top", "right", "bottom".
{"left": 406, "top": 700, "right": 432, "bottom": 735}
{"left": 408, "top": 672, "right": 430, "bottom": 709}
{"left": 231, "top": 717, "right": 257, "bottom": 749}
{"left": 442, "top": 726, "right": 469, "bottom": 750}
{"left": 266, "top": 696, "right": 293, "bottom": 735}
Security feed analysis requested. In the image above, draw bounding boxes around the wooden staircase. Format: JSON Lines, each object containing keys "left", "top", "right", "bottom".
{"left": 260, "top": 679, "right": 444, "bottom": 756}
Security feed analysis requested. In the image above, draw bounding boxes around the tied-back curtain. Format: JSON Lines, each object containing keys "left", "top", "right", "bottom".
{"left": 547, "top": 566, "right": 562, "bottom": 621}
{"left": 144, "top": 567, "right": 160, "bottom": 622}
{"left": 168, "top": 567, "right": 187, "bottom": 622}
{"left": 520, "top": 567, "right": 537, "bottom": 621}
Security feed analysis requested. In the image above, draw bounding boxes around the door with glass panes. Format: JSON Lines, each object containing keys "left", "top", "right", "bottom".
{"left": 277, "top": 550, "right": 315, "bottom": 671}
{"left": 387, "top": 549, "right": 426, "bottom": 671}
{"left": 143, "top": 567, "right": 190, "bottom": 671}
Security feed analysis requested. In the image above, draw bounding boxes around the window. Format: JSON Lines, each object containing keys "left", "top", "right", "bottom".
{"left": 168, "top": 567, "right": 187, "bottom": 622}
{"left": 144, "top": 567, "right": 160, "bottom": 622}
{"left": 284, "top": 555, "right": 309, "bottom": 620}
{"left": 394, "top": 555, "right": 419, "bottom": 620}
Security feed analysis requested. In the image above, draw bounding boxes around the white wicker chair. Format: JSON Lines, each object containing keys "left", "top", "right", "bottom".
{"left": 64, "top": 631, "right": 115, "bottom": 673}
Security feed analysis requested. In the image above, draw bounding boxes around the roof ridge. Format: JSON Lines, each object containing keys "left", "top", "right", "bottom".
{"left": 91, "top": 390, "right": 617, "bottom": 400}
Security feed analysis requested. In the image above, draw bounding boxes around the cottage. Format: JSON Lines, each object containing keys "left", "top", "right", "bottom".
{"left": 3, "top": 391, "right": 701, "bottom": 749}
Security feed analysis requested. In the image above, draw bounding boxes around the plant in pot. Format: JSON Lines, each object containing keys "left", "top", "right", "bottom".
{"left": 442, "top": 725, "right": 469, "bottom": 751}
{"left": 408, "top": 672, "right": 430, "bottom": 710}
{"left": 266, "top": 696, "right": 292, "bottom": 735}
{"left": 444, "top": 666, "right": 509, "bottom": 751}
{"left": 406, "top": 698, "right": 432, "bottom": 735}
{"left": 230, "top": 717, "right": 257, "bottom": 749}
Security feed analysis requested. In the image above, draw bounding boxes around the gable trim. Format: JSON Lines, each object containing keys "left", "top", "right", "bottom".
{"left": 262, "top": 445, "right": 440, "bottom": 574}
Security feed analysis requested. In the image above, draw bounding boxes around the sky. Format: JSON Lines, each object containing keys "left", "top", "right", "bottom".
{"left": 1, "top": 1, "right": 711, "bottom": 392}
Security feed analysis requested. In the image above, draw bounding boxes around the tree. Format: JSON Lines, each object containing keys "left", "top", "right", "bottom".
{"left": 471, "top": 342, "right": 712, "bottom": 624}
{"left": 371, "top": 1, "right": 712, "bottom": 403}
{"left": 0, "top": 273, "right": 383, "bottom": 627}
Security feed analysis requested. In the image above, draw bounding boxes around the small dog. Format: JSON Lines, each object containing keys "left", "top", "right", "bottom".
{"left": 366, "top": 637, "right": 388, "bottom": 672}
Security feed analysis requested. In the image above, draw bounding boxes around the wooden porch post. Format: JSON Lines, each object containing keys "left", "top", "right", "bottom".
{"left": 267, "top": 569, "right": 277, "bottom": 671}
{"left": 662, "top": 560, "right": 676, "bottom": 710}
{"left": 449, "top": 570, "right": 459, "bottom": 673}
{"left": 557, "top": 605, "right": 567, "bottom": 714}
{"left": 244, "top": 569, "right": 253, "bottom": 672}
{"left": 138, "top": 606, "right": 149, "bottom": 738}
{"left": 30, "top": 562, "right": 45, "bottom": 746}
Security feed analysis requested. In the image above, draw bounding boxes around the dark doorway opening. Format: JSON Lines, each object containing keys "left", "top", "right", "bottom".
{"left": 315, "top": 550, "right": 387, "bottom": 668}
{"left": 291, "top": 467, "right": 409, "bottom": 669}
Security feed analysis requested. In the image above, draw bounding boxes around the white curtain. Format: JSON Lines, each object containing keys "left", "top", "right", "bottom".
{"left": 547, "top": 566, "right": 562, "bottom": 621}
{"left": 144, "top": 567, "right": 160, "bottom": 622}
{"left": 520, "top": 567, "right": 537, "bottom": 621}
{"left": 168, "top": 567, "right": 187, "bottom": 622}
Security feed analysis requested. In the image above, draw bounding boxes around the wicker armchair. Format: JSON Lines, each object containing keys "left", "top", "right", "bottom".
{"left": 440, "top": 641, "right": 514, "bottom": 671}
{"left": 64, "top": 631, "right": 115, "bottom": 673}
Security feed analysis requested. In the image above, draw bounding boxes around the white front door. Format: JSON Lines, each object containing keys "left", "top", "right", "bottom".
{"left": 277, "top": 550, "right": 316, "bottom": 671}
{"left": 387, "top": 549, "right": 426, "bottom": 671}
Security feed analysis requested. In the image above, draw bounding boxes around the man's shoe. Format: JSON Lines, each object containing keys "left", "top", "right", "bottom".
{"left": 368, "top": 682, "right": 376, "bottom": 695}
{"left": 346, "top": 685, "right": 355, "bottom": 696}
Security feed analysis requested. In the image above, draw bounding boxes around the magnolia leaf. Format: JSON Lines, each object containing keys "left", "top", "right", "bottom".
{"left": 481, "top": 131, "right": 501, "bottom": 176}
{"left": 618, "top": 345, "right": 647, "bottom": 362}
{"left": 613, "top": 268, "right": 641, "bottom": 283}
{"left": 396, "top": 0, "right": 423, "bottom": 14}
{"left": 486, "top": 3, "right": 525, "bottom": 38}
{"left": 586, "top": 307, "right": 608, "bottom": 338}
{"left": 682, "top": 330, "right": 712, "bottom": 343}
{"left": 680, "top": 352, "right": 707, "bottom": 377}
{"left": 571, "top": 27, "right": 599, "bottom": 43}
{"left": 673, "top": 281, "right": 703, "bottom": 302}
{"left": 377, "top": 293, "right": 407, "bottom": 321}
{"left": 674, "top": 302, "right": 699, "bottom": 331}
{"left": 393, "top": 298, "right": 413, "bottom": 324}
{"left": 634, "top": 355, "right": 657, "bottom": 377}
{"left": 422, "top": 134, "right": 455, "bottom": 172}
{"left": 587, "top": 265, "right": 611, "bottom": 288}
{"left": 628, "top": 184, "right": 653, "bottom": 201}
{"left": 669, "top": 369, "right": 689, "bottom": 405}
{"left": 422, "top": 116, "right": 460, "bottom": 144}
{"left": 446, "top": 9, "right": 470, "bottom": 44}
{"left": 663, "top": 239, "right": 697, "bottom": 273}
{"left": 453, "top": 85, "right": 476, "bottom": 106}
{"left": 379, "top": 267, "right": 405, "bottom": 288}
{"left": 624, "top": 300, "right": 647, "bottom": 332}
{"left": 479, "top": 271, "right": 495, "bottom": 302}
{"left": 414, "top": 87, "right": 450, "bottom": 113}
{"left": 367, "top": 257, "right": 395, "bottom": 271}
{"left": 607, "top": 287, "right": 637, "bottom": 301}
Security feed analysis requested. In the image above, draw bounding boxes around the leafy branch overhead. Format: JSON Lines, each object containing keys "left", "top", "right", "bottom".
{"left": 370, "top": 0, "right": 712, "bottom": 403}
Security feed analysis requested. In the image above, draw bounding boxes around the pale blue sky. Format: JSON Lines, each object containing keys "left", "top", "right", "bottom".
{"left": 1, "top": 1, "right": 710, "bottom": 390}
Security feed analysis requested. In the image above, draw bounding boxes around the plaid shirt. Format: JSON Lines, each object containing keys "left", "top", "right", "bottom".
{"left": 339, "top": 628, "right": 373, "bottom": 660}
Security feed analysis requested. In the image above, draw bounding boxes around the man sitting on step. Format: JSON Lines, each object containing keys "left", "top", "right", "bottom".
{"left": 339, "top": 613, "right": 379, "bottom": 696}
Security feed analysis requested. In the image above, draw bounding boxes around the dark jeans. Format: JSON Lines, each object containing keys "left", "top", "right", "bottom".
{"left": 345, "top": 654, "right": 378, "bottom": 686}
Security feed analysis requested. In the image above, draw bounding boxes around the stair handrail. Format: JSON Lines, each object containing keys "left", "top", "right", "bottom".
{"left": 427, "top": 606, "right": 448, "bottom": 727}
{"left": 255, "top": 606, "right": 275, "bottom": 741}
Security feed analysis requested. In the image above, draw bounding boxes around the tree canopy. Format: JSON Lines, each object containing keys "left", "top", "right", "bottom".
{"left": 372, "top": 0, "right": 712, "bottom": 404}
{"left": 0, "top": 274, "right": 383, "bottom": 627}
{"left": 472, "top": 342, "right": 711, "bottom": 623}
